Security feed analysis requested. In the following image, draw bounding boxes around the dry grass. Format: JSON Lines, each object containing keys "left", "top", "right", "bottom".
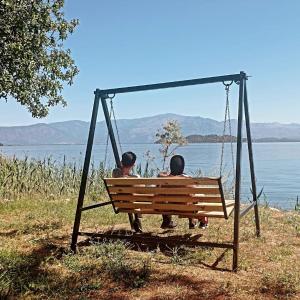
{"left": 1, "top": 194, "right": 299, "bottom": 299}
{"left": 0, "top": 154, "right": 299, "bottom": 299}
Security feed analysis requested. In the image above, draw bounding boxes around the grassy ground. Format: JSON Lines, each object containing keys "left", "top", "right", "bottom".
{"left": 0, "top": 194, "right": 299, "bottom": 299}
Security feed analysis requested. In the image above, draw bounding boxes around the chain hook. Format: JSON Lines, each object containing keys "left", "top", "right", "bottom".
{"left": 107, "top": 93, "right": 115, "bottom": 100}
{"left": 222, "top": 81, "right": 233, "bottom": 93}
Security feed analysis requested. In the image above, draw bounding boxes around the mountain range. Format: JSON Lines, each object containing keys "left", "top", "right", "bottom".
{"left": 1, "top": 113, "right": 300, "bottom": 145}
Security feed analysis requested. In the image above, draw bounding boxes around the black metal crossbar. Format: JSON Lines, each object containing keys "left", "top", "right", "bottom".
{"left": 98, "top": 73, "right": 245, "bottom": 97}
{"left": 81, "top": 201, "right": 113, "bottom": 212}
{"left": 240, "top": 202, "right": 255, "bottom": 218}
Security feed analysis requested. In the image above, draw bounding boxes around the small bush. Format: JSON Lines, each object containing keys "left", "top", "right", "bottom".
{"left": 169, "top": 246, "right": 187, "bottom": 265}
{"left": 61, "top": 252, "right": 86, "bottom": 272}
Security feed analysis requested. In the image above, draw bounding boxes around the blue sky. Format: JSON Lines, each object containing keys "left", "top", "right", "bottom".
{"left": 1, "top": 0, "right": 300, "bottom": 126}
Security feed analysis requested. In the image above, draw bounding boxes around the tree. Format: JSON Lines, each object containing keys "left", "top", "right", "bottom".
{"left": 0, "top": 0, "right": 79, "bottom": 118}
{"left": 155, "top": 120, "right": 187, "bottom": 170}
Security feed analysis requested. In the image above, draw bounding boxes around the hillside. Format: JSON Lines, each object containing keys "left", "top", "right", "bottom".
{"left": 1, "top": 113, "right": 300, "bottom": 145}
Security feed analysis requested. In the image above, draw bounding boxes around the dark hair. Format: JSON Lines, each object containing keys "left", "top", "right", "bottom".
{"left": 170, "top": 155, "right": 185, "bottom": 176}
{"left": 112, "top": 167, "right": 123, "bottom": 178}
{"left": 121, "top": 151, "right": 137, "bottom": 167}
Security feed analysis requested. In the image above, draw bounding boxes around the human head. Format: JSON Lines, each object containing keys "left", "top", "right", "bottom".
{"left": 170, "top": 155, "right": 185, "bottom": 176}
{"left": 121, "top": 151, "right": 137, "bottom": 168}
{"left": 112, "top": 167, "right": 123, "bottom": 178}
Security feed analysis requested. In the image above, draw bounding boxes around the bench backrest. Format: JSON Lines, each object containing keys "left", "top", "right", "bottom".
{"left": 104, "top": 177, "right": 232, "bottom": 219}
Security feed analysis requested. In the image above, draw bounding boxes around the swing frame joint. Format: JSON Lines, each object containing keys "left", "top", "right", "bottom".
{"left": 94, "top": 88, "right": 102, "bottom": 97}
{"left": 99, "top": 93, "right": 110, "bottom": 99}
{"left": 95, "top": 89, "right": 113, "bottom": 99}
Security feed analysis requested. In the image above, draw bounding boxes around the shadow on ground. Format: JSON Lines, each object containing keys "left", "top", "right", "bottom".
{"left": 77, "top": 228, "right": 232, "bottom": 272}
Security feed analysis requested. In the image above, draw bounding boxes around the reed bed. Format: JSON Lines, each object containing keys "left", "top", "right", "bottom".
{"left": 0, "top": 154, "right": 110, "bottom": 201}
{"left": 0, "top": 154, "right": 160, "bottom": 201}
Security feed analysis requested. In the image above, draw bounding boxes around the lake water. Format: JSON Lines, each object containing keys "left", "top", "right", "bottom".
{"left": 1, "top": 142, "right": 299, "bottom": 210}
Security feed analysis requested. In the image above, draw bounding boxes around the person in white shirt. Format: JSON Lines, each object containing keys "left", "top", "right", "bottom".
{"left": 112, "top": 151, "right": 142, "bottom": 232}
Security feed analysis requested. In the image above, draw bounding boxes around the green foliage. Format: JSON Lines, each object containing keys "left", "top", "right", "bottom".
{"left": 0, "top": 249, "right": 35, "bottom": 296}
{"left": 0, "top": 0, "right": 79, "bottom": 117}
{"left": 155, "top": 120, "right": 187, "bottom": 169}
{"left": 62, "top": 252, "right": 93, "bottom": 273}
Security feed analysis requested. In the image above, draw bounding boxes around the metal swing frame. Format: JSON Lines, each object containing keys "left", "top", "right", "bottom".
{"left": 71, "top": 71, "right": 261, "bottom": 271}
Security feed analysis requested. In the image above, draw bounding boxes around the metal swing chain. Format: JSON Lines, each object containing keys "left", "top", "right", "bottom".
{"left": 226, "top": 88, "right": 236, "bottom": 198}
{"left": 104, "top": 95, "right": 123, "bottom": 168}
{"left": 220, "top": 82, "right": 235, "bottom": 175}
{"left": 220, "top": 81, "right": 236, "bottom": 197}
{"left": 227, "top": 91, "right": 236, "bottom": 182}
{"left": 103, "top": 99, "right": 113, "bottom": 169}
{"left": 110, "top": 98, "right": 123, "bottom": 155}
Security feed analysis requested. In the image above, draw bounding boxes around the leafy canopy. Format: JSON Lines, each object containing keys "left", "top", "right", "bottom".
{"left": 0, "top": 0, "right": 79, "bottom": 117}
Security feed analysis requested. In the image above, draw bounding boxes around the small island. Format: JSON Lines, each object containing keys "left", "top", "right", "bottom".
{"left": 185, "top": 135, "right": 300, "bottom": 143}
{"left": 186, "top": 134, "right": 239, "bottom": 143}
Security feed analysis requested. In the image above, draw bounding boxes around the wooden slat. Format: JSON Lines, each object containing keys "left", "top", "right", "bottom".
{"left": 115, "top": 200, "right": 234, "bottom": 218}
{"left": 226, "top": 204, "right": 235, "bottom": 217}
{"left": 111, "top": 194, "right": 223, "bottom": 203}
{"left": 105, "top": 177, "right": 220, "bottom": 186}
{"left": 103, "top": 177, "right": 235, "bottom": 220}
{"left": 108, "top": 186, "right": 220, "bottom": 195}
{"left": 118, "top": 208, "right": 227, "bottom": 218}
{"left": 225, "top": 200, "right": 235, "bottom": 206}
{"left": 115, "top": 202, "right": 226, "bottom": 212}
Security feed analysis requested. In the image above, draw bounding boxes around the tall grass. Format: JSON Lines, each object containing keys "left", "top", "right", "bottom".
{"left": 0, "top": 155, "right": 160, "bottom": 201}
{"left": 0, "top": 154, "right": 233, "bottom": 202}
{"left": 0, "top": 154, "right": 111, "bottom": 201}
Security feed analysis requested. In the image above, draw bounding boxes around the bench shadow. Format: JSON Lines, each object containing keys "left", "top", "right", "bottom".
{"left": 0, "top": 229, "right": 19, "bottom": 237}
{"left": 78, "top": 229, "right": 203, "bottom": 251}
{"left": 77, "top": 229, "right": 232, "bottom": 272}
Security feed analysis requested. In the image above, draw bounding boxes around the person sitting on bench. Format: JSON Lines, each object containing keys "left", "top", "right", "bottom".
{"left": 112, "top": 151, "right": 142, "bottom": 232}
{"left": 159, "top": 155, "right": 208, "bottom": 229}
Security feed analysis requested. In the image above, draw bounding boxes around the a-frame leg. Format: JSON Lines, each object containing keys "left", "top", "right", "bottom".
{"left": 232, "top": 73, "right": 245, "bottom": 271}
{"left": 100, "top": 96, "right": 135, "bottom": 230}
{"left": 244, "top": 84, "right": 260, "bottom": 237}
{"left": 71, "top": 90, "right": 101, "bottom": 252}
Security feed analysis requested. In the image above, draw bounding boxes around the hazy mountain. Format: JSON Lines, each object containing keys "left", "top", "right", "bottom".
{"left": 1, "top": 113, "right": 300, "bottom": 145}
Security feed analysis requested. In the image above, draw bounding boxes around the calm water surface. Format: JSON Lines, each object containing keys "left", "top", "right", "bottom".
{"left": 1, "top": 143, "right": 299, "bottom": 210}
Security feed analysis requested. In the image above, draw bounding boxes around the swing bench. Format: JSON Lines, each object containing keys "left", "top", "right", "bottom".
{"left": 71, "top": 72, "right": 261, "bottom": 271}
{"left": 104, "top": 177, "right": 235, "bottom": 219}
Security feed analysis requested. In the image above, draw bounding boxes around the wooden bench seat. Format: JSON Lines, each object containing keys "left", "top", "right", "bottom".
{"left": 104, "top": 177, "right": 235, "bottom": 219}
